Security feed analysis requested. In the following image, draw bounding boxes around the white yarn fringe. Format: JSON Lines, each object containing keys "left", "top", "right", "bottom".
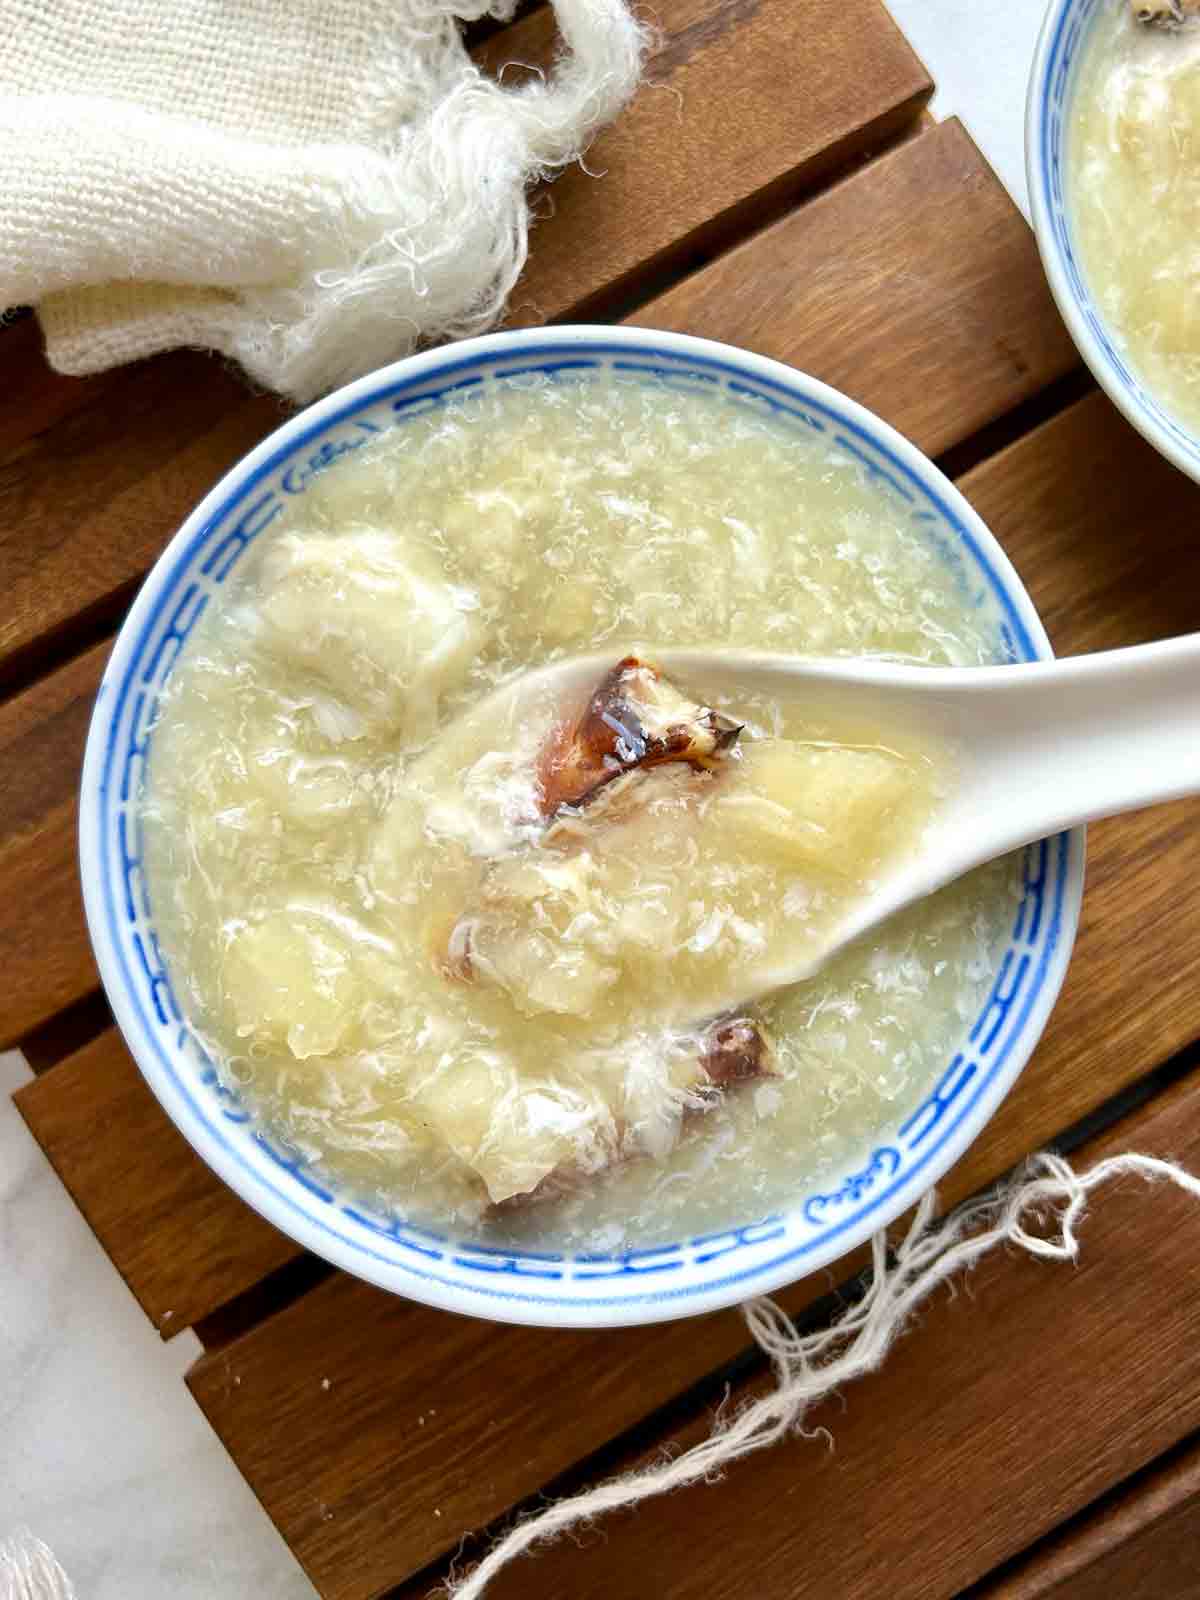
{"left": 0, "top": 0, "right": 650, "bottom": 402}
{"left": 0, "top": 1530, "right": 75, "bottom": 1600}
{"left": 446, "top": 1150, "right": 1200, "bottom": 1599}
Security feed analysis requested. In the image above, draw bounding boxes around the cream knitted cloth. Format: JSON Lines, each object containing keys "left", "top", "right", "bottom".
{"left": 0, "top": 0, "right": 647, "bottom": 401}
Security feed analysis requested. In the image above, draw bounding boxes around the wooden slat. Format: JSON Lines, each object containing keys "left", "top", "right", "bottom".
{"left": 630, "top": 117, "right": 1079, "bottom": 457}
{"left": 0, "top": 348, "right": 282, "bottom": 685}
{"left": 962, "top": 393, "right": 1200, "bottom": 651}
{"left": 979, "top": 1436, "right": 1200, "bottom": 1599}
{"left": 959, "top": 390, "right": 1200, "bottom": 1186}
{"left": 488, "top": 0, "right": 932, "bottom": 325}
{"left": 466, "top": 1075, "right": 1200, "bottom": 1600}
{"left": 0, "top": 316, "right": 111, "bottom": 456}
{"left": 0, "top": 0, "right": 928, "bottom": 689}
{"left": 0, "top": 118, "right": 1077, "bottom": 1049}
{"left": 0, "top": 641, "right": 106, "bottom": 1046}
{"left": 13, "top": 1030, "right": 297, "bottom": 1333}
{"left": 176, "top": 393, "right": 1200, "bottom": 1598}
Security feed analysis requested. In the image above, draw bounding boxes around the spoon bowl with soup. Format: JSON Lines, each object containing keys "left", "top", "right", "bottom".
{"left": 427, "top": 633, "right": 1197, "bottom": 1044}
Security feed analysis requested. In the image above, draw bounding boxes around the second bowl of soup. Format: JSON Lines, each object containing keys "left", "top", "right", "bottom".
{"left": 1029, "top": 0, "right": 1200, "bottom": 480}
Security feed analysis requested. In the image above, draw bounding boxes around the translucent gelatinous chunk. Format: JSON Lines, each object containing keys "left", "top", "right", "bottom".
{"left": 223, "top": 910, "right": 364, "bottom": 1060}
{"left": 257, "top": 529, "right": 482, "bottom": 739}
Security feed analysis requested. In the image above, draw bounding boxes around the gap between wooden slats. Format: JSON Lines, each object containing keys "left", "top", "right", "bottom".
{"left": 175, "top": 788, "right": 1200, "bottom": 1600}
{"left": 0, "top": 0, "right": 929, "bottom": 699}
{"left": 0, "top": 117, "right": 1075, "bottom": 1049}
{"left": 9, "top": 382, "right": 1196, "bottom": 1347}
{"left": 14, "top": 777, "right": 1200, "bottom": 1341}
{"left": 12, "top": 1030, "right": 300, "bottom": 1334}
{"left": 0, "top": 355, "right": 284, "bottom": 698}
{"left": 969, "top": 1430, "right": 1200, "bottom": 1599}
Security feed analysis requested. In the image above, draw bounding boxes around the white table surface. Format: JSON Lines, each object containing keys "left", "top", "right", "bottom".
{"left": 0, "top": 3, "right": 1051, "bottom": 1591}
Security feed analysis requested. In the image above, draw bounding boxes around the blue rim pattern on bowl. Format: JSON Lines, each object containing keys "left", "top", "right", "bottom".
{"left": 84, "top": 331, "right": 1082, "bottom": 1326}
{"left": 1030, "top": 0, "right": 1200, "bottom": 478}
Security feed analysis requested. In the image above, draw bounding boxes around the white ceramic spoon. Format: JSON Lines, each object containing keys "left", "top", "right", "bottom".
{"left": 456, "top": 633, "right": 1200, "bottom": 1012}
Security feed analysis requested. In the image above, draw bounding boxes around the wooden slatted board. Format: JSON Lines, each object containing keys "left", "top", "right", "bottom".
{"left": 7, "top": 5, "right": 1200, "bottom": 1598}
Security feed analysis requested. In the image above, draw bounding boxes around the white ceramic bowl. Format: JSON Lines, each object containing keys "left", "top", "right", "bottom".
{"left": 1027, "top": 0, "right": 1200, "bottom": 483}
{"left": 80, "top": 327, "right": 1084, "bottom": 1327}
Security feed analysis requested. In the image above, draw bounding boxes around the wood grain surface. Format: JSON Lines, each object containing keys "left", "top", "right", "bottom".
{"left": 488, "top": 0, "right": 932, "bottom": 325}
{"left": 0, "top": 316, "right": 112, "bottom": 457}
{"left": 959, "top": 392, "right": 1200, "bottom": 1187}
{"left": 963, "top": 391, "right": 1200, "bottom": 651}
{"left": 174, "top": 805, "right": 1199, "bottom": 1599}
{"left": 978, "top": 1435, "right": 1200, "bottom": 1598}
{"left": 13, "top": 1030, "right": 297, "bottom": 1333}
{"left": 630, "top": 117, "right": 1079, "bottom": 455}
{"left": 454, "top": 1074, "right": 1200, "bottom": 1600}
{"left": 0, "top": 118, "right": 1075, "bottom": 1052}
{"left": 0, "top": 346, "right": 281, "bottom": 688}
{"left": 0, "top": 641, "right": 107, "bottom": 1046}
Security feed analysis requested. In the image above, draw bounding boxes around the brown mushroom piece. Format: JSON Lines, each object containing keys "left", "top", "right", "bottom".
{"left": 700, "top": 1015, "right": 772, "bottom": 1090}
{"left": 1133, "top": 0, "right": 1200, "bottom": 25}
{"left": 438, "top": 648, "right": 930, "bottom": 1031}
{"left": 537, "top": 654, "right": 742, "bottom": 816}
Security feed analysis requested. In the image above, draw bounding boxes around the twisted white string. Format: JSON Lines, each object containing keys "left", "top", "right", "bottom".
{"left": 0, "top": 1529, "right": 76, "bottom": 1600}
{"left": 446, "top": 1150, "right": 1200, "bottom": 1598}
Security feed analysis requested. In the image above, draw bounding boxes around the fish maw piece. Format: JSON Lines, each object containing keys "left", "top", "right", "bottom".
{"left": 539, "top": 656, "right": 741, "bottom": 815}
{"left": 449, "top": 768, "right": 713, "bottom": 1020}
{"left": 710, "top": 740, "right": 914, "bottom": 879}
{"left": 411, "top": 1055, "right": 616, "bottom": 1203}
{"left": 460, "top": 853, "right": 622, "bottom": 1018}
{"left": 242, "top": 730, "right": 363, "bottom": 830}
{"left": 222, "top": 911, "right": 364, "bottom": 1059}
{"left": 256, "top": 530, "right": 482, "bottom": 739}
{"left": 1107, "top": 66, "right": 1196, "bottom": 177}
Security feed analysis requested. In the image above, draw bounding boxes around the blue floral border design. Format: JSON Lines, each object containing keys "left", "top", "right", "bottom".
{"left": 94, "top": 340, "right": 1074, "bottom": 1311}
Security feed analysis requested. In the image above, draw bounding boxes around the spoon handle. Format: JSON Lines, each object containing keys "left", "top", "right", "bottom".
{"left": 656, "top": 633, "right": 1200, "bottom": 884}
{"left": 943, "top": 630, "right": 1200, "bottom": 859}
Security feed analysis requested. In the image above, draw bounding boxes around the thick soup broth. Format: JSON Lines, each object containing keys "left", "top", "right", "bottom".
{"left": 1069, "top": 3, "right": 1200, "bottom": 432}
{"left": 142, "top": 374, "right": 1016, "bottom": 1250}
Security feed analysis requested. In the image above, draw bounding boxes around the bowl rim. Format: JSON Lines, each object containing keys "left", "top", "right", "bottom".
{"left": 1026, "top": 0, "right": 1200, "bottom": 485}
{"left": 79, "top": 325, "right": 1085, "bottom": 1328}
